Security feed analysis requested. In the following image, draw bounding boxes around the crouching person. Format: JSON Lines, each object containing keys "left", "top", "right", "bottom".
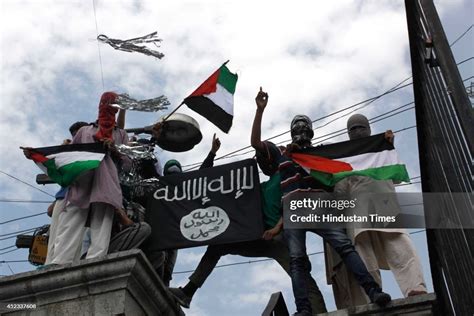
{"left": 108, "top": 206, "right": 151, "bottom": 254}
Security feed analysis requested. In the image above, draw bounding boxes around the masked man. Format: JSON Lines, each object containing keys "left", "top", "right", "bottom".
{"left": 251, "top": 88, "right": 391, "bottom": 316}
{"left": 326, "top": 114, "right": 427, "bottom": 308}
{"left": 50, "top": 92, "right": 131, "bottom": 264}
{"left": 169, "top": 136, "right": 327, "bottom": 314}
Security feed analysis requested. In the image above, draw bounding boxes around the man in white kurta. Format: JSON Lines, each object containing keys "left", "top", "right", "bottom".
{"left": 326, "top": 114, "right": 427, "bottom": 308}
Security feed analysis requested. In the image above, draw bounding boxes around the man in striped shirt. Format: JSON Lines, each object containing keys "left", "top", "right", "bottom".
{"left": 251, "top": 87, "right": 391, "bottom": 316}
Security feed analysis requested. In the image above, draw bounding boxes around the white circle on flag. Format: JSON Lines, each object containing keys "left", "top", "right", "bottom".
{"left": 180, "top": 206, "right": 230, "bottom": 242}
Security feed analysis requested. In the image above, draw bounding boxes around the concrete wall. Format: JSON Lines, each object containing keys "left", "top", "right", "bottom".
{"left": 0, "top": 250, "right": 182, "bottom": 316}
{"left": 319, "top": 293, "right": 437, "bottom": 316}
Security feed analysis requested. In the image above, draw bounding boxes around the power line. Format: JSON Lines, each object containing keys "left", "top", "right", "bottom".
{"left": 183, "top": 103, "right": 414, "bottom": 170}
{"left": 449, "top": 24, "right": 473, "bottom": 47}
{"left": 0, "top": 171, "right": 55, "bottom": 198}
{"left": 181, "top": 68, "right": 472, "bottom": 171}
{"left": 0, "top": 245, "right": 16, "bottom": 251}
{"left": 0, "top": 229, "right": 429, "bottom": 267}
{"left": 280, "top": 106, "right": 416, "bottom": 147}
{"left": 92, "top": 0, "right": 105, "bottom": 90}
{"left": 0, "top": 226, "right": 42, "bottom": 238}
{"left": 184, "top": 66, "right": 469, "bottom": 170}
{"left": 185, "top": 105, "right": 417, "bottom": 171}
{"left": 173, "top": 229, "right": 427, "bottom": 274}
{"left": 0, "top": 212, "right": 47, "bottom": 225}
{"left": 0, "top": 234, "right": 33, "bottom": 242}
{"left": 5, "top": 262, "right": 15, "bottom": 275}
{"left": 456, "top": 56, "right": 473, "bottom": 66}
{"left": 0, "top": 199, "right": 52, "bottom": 204}
{"left": 0, "top": 259, "right": 28, "bottom": 263}
{"left": 0, "top": 248, "right": 21, "bottom": 256}
{"left": 173, "top": 250, "right": 326, "bottom": 275}
{"left": 183, "top": 87, "right": 416, "bottom": 170}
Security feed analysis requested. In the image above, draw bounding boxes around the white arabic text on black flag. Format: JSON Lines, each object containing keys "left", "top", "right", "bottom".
{"left": 145, "top": 159, "right": 264, "bottom": 250}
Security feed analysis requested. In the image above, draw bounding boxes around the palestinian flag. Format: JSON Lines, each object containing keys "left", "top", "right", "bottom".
{"left": 183, "top": 62, "right": 238, "bottom": 133}
{"left": 290, "top": 133, "right": 410, "bottom": 186}
{"left": 29, "top": 143, "right": 106, "bottom": 187}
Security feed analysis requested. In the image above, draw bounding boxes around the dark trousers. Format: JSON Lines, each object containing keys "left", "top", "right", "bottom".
{"left": 284, "top": 228, "right": 379, "bottom": 314}
{"left": 188, "top": 233, "right": 327, "bottom": 313}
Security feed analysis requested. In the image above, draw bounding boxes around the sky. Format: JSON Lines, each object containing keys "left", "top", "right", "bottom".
{"left": 0, "top": 0, "right": 473, "bottom": 315}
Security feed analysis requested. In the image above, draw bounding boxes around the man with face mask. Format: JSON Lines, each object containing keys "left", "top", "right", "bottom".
{"left": 325, "top": 114, "right": 427, "bottom": 308}
{"left": 169, "top": 134, "right": 327, "bottom": 314}
{"left": 46, "top": 92, "right": 131, "bottom": 265}
{"left": 251, "top": 88, "right": 391, "bottom": 316}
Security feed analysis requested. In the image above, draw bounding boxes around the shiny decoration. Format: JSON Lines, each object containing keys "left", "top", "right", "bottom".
{"left": 113, "top": 94, "right": 170, "bottom": 112}
{"left": 97, "top": 31, "right": 164, "bottom": 59}
{"left": 117, "top": 144, "right": 160, "bottom": 197}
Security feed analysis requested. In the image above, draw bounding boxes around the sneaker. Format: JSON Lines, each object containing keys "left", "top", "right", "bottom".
{"left": 169, "top": 287, "right": 192, "bottom": 308}
{"left": 369, "top": 288, "right": 391, "bottom": 306}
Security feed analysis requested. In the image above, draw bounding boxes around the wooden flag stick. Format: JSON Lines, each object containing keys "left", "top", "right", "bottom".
{"left": 161, "top": 101, "right": 185, "bottom": 123}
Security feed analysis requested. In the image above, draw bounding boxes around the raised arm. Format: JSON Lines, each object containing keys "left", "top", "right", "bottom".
{"left": 251, "top": 87, "right": 268, "bottom": 152}
{"left": 200, "top": 133, "right": 221, "bottom": 169}
{"left": 116, "top": 109, "right": 126, "bottom": 129}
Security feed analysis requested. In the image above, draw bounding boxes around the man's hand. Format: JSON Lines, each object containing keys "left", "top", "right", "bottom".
{"left": 385, "top": 130, "right": 394, "bottom": 144}
{"left": 102, "top": 138, "right": 116, "bottom": 151}
{"left": 255, "top": 87, "right": 268, "bottom": 111}
{"left": 20, "top": 147, "right": 34, "bottom": 159}
{"left": 47, "top": 202, "right": 56, "bottom": 217}
{"left": 62, "top": 139, "right": 72, "bottom": 145}
{"left": 152, "top": 122, "right": 163, "bottom": 139}
{"left": 285, "top": 142, "right": 301, "bottom": 153}
{"left": 262, "top": 226, "right": 281, "bottom": 240}
{"left": 211, "top": 133, "right": 221, "bottom": 154}
{"left": 114, "top": 208, "right": 134, "bottom": 227}
{"left": 102, "top": 139, "right": 122, "bottom": 160}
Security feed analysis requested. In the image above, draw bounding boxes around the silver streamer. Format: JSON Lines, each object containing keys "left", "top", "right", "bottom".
{"left": 97, "top": 31, "right": 165, "bottom": 59}
{"left": 117, "top": 144, "right": 161, "bottom": 197}
{"left": 113, "top": 94, "right": 170, "bottom": 112}
{"left": 116, "top": 144, "right": 157, "bottom": 160}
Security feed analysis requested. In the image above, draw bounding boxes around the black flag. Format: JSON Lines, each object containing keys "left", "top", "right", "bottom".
{"left": 146, "top": 159, "right": 264, "bottom": 250}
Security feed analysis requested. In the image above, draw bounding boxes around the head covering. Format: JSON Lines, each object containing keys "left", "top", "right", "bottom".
{"left": 256, "top": 141, "right": 282, "bottom": 176}
{"left": 347, "top": 114, "right": 371, "bottom": 140}
{"left": 164, "top": 159, "right": 182, "bottom": 175}
{"left": 69, "top": 121, "right": 89, "bottom": 137}
{"left": 290, "top": 115, "right": 314, "bottom": 146}
{"left": 95, "top": 92, "right": 119, "bottom": 141}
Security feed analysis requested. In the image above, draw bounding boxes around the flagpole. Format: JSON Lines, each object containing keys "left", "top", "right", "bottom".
{"left": 161, "top": 101, "right": 185, "bottom": 123}
{"left": 161, "top": 60, "right": 230, "bottom": 123}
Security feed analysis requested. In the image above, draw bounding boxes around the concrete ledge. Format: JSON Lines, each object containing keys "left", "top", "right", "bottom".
{"left": 318, "top": 293, "right": 437, "bottom": 316}
{"left": 0, "top": 249, "right": 181, "bottom": 316}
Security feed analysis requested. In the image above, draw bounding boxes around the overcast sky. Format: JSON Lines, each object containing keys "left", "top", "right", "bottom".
{"left": 1, "top": 0, "right": 472, "bottom": 315}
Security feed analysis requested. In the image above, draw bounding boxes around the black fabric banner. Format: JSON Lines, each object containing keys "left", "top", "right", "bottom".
{"left": 145, "top": 159, "right": 264, "bottom": 251}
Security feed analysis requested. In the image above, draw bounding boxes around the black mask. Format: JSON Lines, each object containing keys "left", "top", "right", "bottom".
{"left": 291, "top": 121, "right": 313, "bottom": 146}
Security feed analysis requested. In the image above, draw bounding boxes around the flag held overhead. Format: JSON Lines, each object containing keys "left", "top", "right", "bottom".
{"left": 291, "top": 133, "right": 410, "bottom": 187}
{"left": 184, "top": 61, "right": 238, "bottom": 133}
